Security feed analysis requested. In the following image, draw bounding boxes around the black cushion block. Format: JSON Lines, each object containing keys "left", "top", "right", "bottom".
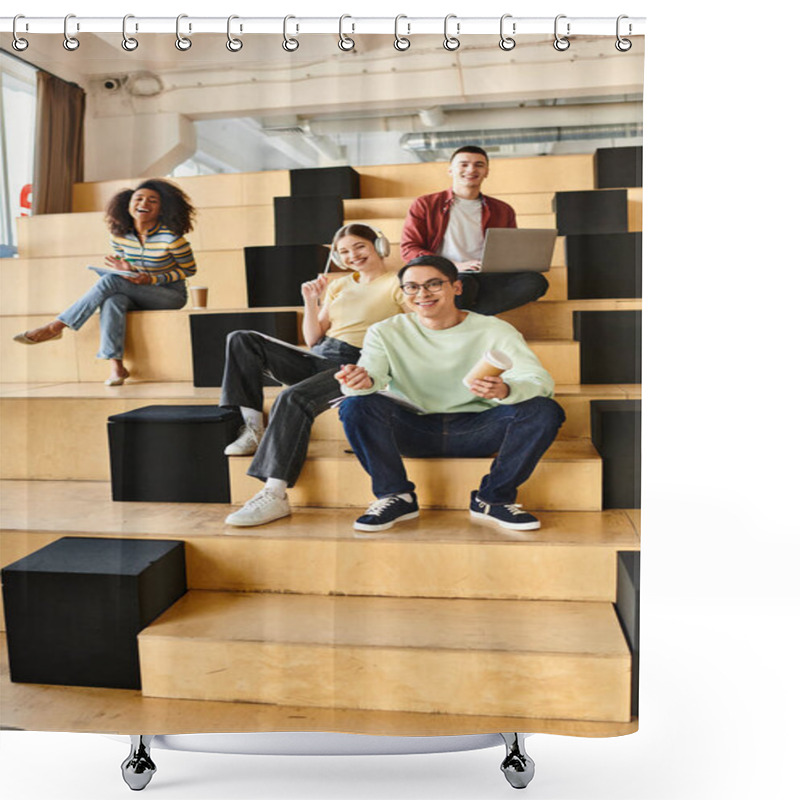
{"left": 2, "top": 537, "right": 186, "bottom": 689}
{"left": 245, "top": 245, "right": 329, "bottom": 307}
{"left": 596, "top": 146, "right": 643, "bottom": 188}
{"left": 189, "top": 311, "right": 299, "bottom": 388}
{"left": 591, "top": 399, "right": 641, "bottom": 509}
{"left": 290, "top": 166, "right": 360, "bottom": 199}
{"left": 615, "top": 551, "right": 640, "bottom": 716}
{"left": 565, "top": 233, "right": 642, "bottom": 299}
{"left": 274, "top": 196, "right": 344, "bottom": 246}
{"left": 108, "top": 405, "right": 241, "bottom": 502}
{"left": 574, "top": 310, "right": 641, "bottom": 384}
{"left": 555, "top": 190, "right": 628, "bottom": 235}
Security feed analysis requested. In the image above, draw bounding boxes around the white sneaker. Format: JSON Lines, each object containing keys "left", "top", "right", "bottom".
{"left": 225, "top": 487, "right": 291, "bottom": 527}
{"left": 224, "top": 425, "right": 262, "bottom": 456}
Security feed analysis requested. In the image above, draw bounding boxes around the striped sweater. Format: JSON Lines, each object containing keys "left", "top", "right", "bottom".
{"left": 110, "top": 224, "right": 196, "bottom": 285}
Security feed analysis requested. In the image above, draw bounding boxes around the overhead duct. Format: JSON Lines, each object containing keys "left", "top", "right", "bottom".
{"left": 400, "top": 124, "right": 643, "bottom": 154}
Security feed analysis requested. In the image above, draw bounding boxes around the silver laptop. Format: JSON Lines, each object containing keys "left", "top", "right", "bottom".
{"left": 480, "top": 228, "right": 557, "bottom": 273}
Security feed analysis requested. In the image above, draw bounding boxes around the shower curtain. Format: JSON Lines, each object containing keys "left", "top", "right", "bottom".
{"left": 0, "top": 14, "right": 644, "bottom": 793}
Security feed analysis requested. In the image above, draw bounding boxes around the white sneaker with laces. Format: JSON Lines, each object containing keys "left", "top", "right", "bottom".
{"left": 224, "top": 425, "right": 262, "bottom": 456}
{"left": 225, "top": 487, "right": 290, "bottom": 527}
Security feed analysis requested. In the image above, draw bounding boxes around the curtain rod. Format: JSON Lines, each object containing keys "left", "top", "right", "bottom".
{"left": 1, "top": 16, "right": 645, "bottom": 37}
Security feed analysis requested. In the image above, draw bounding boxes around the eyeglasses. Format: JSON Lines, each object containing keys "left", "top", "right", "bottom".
{"left": 400, "top": 278, "right": 451, "bottom": 296}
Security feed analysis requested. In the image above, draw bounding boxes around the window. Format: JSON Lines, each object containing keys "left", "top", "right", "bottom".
{"left": 1, "top": 52, "right": 37, "bottom": 256}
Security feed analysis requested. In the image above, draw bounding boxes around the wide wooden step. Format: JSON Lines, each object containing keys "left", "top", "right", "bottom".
{"left": 2, "top": 251, "right": 249, "bottom": 316}
{"left": 231, "top": 438, "right": 602, "bottom": 510}
{"left": 69, "top": 154, "right": 596, "bottom": 213}
{"left": 356, "top": 154, "right": 596, "bottom": 197}
{"left": 137, "top": 590, "right": 631, "bottom": 722}
{"left": 1, "top": 308, "right": 579, "bottom": 384}
{"left": 499, "top": 298, "right": 642, "bottom": 339}
{"left": 72, "top": 170, "right": 291, "bottom": 213}
{"left": 0, "top": 381, "right": 638, "bottom": 481}
{"left": 0, "top": 633, "right": 637, "bottom": 737}
{"left": 16, "top": 206, "right": 277, "bottom": 258}
{"left": 0, "top": 480, "right": 639, "bottom": 606}
{"left": 1, "top": 248, "right": 567, "bottom": 320}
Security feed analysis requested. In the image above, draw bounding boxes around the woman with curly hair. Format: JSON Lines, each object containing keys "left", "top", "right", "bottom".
{"left": 14, "top": 179, "right": 196, "bottom": 385}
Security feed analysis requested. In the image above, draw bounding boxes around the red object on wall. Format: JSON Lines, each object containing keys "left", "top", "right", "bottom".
{"left": 20, "top": 184, "right": 32, "bottom": 217}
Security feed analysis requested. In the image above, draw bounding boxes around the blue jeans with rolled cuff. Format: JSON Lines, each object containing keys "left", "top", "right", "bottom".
{"left": 338, "top": 393, "right": 565, "bottom": 505}
{"left": 57, "top": 274, "right": 187, "bottom": 359}
{"left": 219, "top": 331, "right": 361, "bottom": 486}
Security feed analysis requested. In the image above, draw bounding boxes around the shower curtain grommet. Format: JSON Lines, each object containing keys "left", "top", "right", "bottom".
{"left": 63, "top": 14, "right": 80, "bottom": 51}
{"left": 12, "top": 15, "right": 29, "bottom": 51}
{"left": 394, "top": 15, "right": 411, "bottom": 51}
{"left": 338, "top": 15, "right": 356, "bottom": 51}
{"left": 121, "top": 14, "right": 138, "bottom": 51}
{"left": 175, "top": 14, "right": 192, "bottom": 51}
{"left": 616, "top": 15, "right": 633, "bottom": 51}
{"left": 443, "top": 14, "right": 461, "bottom": 51}
{"left": 554, "top": 14, "right": 571, "bottom": 51}
{"left": 226, "top": 15, "right": 243, "bottom": 52}
{"left": 282, "top": 15, "right": 300, "bottom": 51}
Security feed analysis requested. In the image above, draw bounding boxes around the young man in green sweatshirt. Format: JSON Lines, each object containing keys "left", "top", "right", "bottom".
{"left": 335, "top": 255, "right": 565, "bottom": 532}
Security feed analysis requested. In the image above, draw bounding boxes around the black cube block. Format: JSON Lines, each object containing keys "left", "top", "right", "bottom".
{"left": 615, "top": 551, "right": 640, "bottom": 716}
{"left": 189, "top": 311, "right": 299, "bottom": 388}
{"left": 245, "top": 245, "right": 329, "bottom": 307}
{"left": 555, "top": 190, "right": 628, "bottom": 235}
{"left": 108, "top": 405, "right": 241, "bottom": 502}
{"left": 574, "top": 310, "right": 641, "bottom": 384}
{"left": 596, "top": 146, "right": 643, "bottom": 189}
{"left": 2, "top": 537, "right": 186, "bottom": 689}
{"left": 290, "top": 166, "right": 360, "bottom": 199}
{"left": 274, "top": 196, "right": 344, "bottom": 246}
{"left": 591, "top": 399, "right": 641, "bottom": 508}
{"left": 565, "top": 233, "right": 642, "bottom": 299}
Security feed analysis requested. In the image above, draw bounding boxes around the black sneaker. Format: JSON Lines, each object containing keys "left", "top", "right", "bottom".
{"left": 353, "top": 493, "right": 420, "bottom": 532}
{"left": 469, "top": 491, "right": 541, "bottom": 531}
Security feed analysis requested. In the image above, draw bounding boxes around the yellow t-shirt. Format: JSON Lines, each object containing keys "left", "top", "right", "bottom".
{"left": 323, "top": 271, "right": 407, "bottom": 348}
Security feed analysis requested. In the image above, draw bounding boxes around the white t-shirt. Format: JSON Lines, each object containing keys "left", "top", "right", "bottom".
{"left": 437, "top": 196, "right": 484, "bottom": 264}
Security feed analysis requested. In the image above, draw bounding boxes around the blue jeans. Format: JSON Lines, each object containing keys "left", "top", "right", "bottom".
{"left": 339, "top": 393, "right": 565, "bottom": 504}
{"left": 456, "top": 271, "right": 549, "bottom": 315}
{"left": 58, "top": 274, "right": 187, "bottom": 359}
{"left": 219, "top": 331, "right": 361, "bottom": 485}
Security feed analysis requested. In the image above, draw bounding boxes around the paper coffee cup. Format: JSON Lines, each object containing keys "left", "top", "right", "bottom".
{"left": 190, "top": 285, "right": 208, "bottom": 308}
{"left": 463, "top": 349, "right": 513, "bottom": 388}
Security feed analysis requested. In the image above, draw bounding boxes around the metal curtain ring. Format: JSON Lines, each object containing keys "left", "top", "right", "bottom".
{"left": 282, "top": 15, "right": 299, "bottom": 51}
{"left": 226, "top": 15, "right": 243, "bottom": 51}
{"left": 443, "top": 14, "right": 460, "bottom": 51}
{"left": 175, "top": 14, "right": 192, "bottom": 51}
{"left": 122, "top": 14, "right": 139, "bottom": 51}
{"left": 615, "top": 14, "right": 632, "bottom": 51}
{"left": 63, "top": 14, "right": 80, "bottom": 51}
{"left": 394, "top": 15, "right": 410, "bottom": 51}
{"left": 499, "top": 14, "right": 515, "bottom": 51}
{"left": 12, "top": 15, "right": 29, "bottom": 51}
{"left": 338, "top": 15, "right": 355, "bottom": 51}
{"left": 554, "top": 14, "right": 570, "bottom": 51}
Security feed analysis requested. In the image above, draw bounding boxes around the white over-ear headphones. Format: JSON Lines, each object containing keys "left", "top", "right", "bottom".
{"left": 328, "top": 223, "right": 391, "bottom": 270}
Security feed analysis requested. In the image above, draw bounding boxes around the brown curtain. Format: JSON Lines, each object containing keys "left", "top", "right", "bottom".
{"left": 32, "top": 72, "right": 86, "bottom": 215}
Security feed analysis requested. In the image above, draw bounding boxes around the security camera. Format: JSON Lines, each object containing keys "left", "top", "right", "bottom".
{"left": 102, "top": 78, "right": 121, "bottom": 91}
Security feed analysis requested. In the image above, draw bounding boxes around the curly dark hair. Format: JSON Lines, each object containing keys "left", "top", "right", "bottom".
{"left": 105, "top": 179, "right": 196, "bottom": 237}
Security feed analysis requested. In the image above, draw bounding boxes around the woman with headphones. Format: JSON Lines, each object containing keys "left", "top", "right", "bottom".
{"left": 222, "top": 223, "right": 406, "bottom": 527}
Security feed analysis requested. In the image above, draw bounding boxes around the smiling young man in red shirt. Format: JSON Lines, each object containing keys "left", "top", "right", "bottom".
{"left": 400, "top": 146, "right": 549, "bottom": 315}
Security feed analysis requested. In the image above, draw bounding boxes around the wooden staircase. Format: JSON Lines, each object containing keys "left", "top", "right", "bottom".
{"left": 0, "top": 153, "right": 640, "bottom": 737}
